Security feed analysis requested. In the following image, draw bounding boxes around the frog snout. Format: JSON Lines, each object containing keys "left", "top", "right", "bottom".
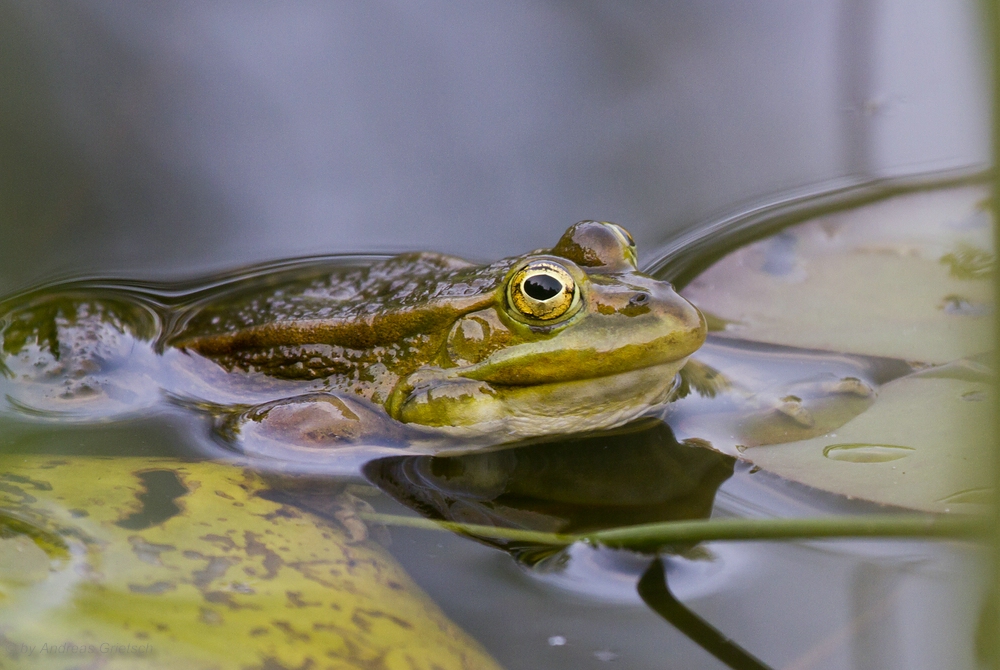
{"left": 664, "top": 290, "right": 707, "bottom": 359}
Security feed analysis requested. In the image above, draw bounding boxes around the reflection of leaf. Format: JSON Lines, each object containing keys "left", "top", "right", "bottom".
{"left": 0, "top": 296, "right": 63, "bottom": 359}
{"left": 0, "top": 290, "right": 160, "bottom": 359}
{"left": 676, "top": 359, "right": 730, "bottom": 399}
{"left": 0, "top": 457, "right": 501, "bottom": 670}
{"left": 940, "top": 243, "right": 994, "bottom": 280}
{"left": 0, "top": 291, "right": 168, "bottom": 418}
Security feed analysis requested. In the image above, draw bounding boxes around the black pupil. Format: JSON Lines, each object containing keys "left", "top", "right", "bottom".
{"left": 523, "top": 274, "right": 563, "bottom": 301}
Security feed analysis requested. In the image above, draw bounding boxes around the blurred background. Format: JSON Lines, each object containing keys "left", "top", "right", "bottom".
{"left": 0, "top": 0, "right": 989, "bottom": 293}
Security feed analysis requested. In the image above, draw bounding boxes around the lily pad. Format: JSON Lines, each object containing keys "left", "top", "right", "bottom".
{"left": 674, "top": 185, "right": 996, "bottom": 512}
{"left": 0, "top": 456, "right": 502, "bottom": 670}
{"left": 681, "top": 186, "right": 993, "bottom": 364}
{"left": 740, "top": 352, "right": 993, "bottom": 513}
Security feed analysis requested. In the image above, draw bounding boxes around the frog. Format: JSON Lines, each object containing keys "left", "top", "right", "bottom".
{"left": 0, "top": 221, "right": 707, "bottom": 453}
{"left": 173, "top": 220, "right": 707, "bottom": 448}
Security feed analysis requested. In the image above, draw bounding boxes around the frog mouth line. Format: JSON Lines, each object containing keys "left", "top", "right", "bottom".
{"left": 465, "top": 354, "right": 695, "bottom": 389}
{"left": 486, "top": 357, "right": 690, "bottom": 398}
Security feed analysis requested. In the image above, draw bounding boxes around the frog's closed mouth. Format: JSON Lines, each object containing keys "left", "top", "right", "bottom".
{"left": 175, "top": 220, "right": 706, "bottom": 442}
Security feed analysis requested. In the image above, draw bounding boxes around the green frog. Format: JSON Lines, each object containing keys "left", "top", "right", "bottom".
{"left": 0, "top": 221, "right": 706, "bottom": 450}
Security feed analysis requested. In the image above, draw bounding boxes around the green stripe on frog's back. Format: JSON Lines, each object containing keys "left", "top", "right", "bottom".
{"left": 173, "top": 252, "right": 510, "bottom": 386}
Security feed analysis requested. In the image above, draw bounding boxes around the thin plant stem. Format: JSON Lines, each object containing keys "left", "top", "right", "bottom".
{"left": 358, "top": 511, "right": 988, "bottom": 549}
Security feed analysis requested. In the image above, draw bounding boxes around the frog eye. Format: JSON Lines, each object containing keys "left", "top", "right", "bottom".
{"left": 507, "top": 261, "right": 580, "bottom": 322}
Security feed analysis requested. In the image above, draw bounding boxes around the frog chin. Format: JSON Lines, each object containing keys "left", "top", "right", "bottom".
{"left": 398, "top": 357, "right": 690, "bottom": 440}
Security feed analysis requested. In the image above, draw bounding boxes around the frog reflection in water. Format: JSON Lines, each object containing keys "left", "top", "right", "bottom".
{"left": 0, "top": 221, "right": 707, "bottom": 449}
{"left": 361, "top": 421, "right": 736, "bottom": 564}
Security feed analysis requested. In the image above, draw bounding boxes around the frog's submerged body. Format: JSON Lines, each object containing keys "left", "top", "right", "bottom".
{"left": 0, "top": 221, "right": 707, "bottom": 448}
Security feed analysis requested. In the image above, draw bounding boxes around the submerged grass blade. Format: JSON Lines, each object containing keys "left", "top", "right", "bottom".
{"left": 586, "top": 514, "right": 988, "bottom": 546}
{"left": 359, "top": 511, "right": 989, "bottom": 548}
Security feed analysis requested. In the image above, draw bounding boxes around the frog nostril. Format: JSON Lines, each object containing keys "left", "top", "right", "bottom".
{"left": 630, "top": 293, "right": 650, "bottom": 306}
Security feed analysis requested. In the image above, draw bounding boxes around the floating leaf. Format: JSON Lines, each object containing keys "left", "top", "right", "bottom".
{"left": 0, "top": 457, "right": 502, "bottom": 669}
{"left": 742, "top": 374, "right": 992, "bottom": 513}
{"left": 940, "top": 242, "right": 994, "bottom": 280}
{"left": 682, "top": 186, "right": 994, "bottom": 364}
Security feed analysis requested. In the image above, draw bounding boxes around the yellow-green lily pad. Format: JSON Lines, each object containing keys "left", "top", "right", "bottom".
{"left": 682, "top": 186, "right": 993, "bottom": 364}
{"left": 0, "top": 457, "right": 502, "bottom": 670}
{"left": 742, "top": 369, "right": 993, "bottom": 513}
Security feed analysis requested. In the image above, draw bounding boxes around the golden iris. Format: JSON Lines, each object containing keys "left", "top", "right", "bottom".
{"left": 507, "top": 261, "right": 579, "bottom": 322}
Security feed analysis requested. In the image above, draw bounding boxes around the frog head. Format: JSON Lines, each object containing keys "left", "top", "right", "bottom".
{"left": 389, "top": 221, "right": 706, "bottom": 438}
